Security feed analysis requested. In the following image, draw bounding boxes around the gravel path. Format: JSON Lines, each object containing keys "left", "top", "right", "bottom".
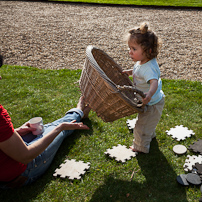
{"left": 0, "top": 1, "right": 201, "bottom": 81}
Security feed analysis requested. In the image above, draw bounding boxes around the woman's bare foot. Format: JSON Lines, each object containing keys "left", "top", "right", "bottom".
{"left": 77, "top": 96, "right": 85, "bottom": 111}
{"left": 83, "top": 104, "right": 91, "bottom": 119}
{"left": 129, "top": 146, "right": 142, "bottom": 153}
{"left": 77, "top": 96, "right": 91, "bottom": 118}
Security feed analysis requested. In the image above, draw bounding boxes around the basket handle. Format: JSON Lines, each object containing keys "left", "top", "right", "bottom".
{"left": 116, "top": 85, "right": 146, "bottom": 98}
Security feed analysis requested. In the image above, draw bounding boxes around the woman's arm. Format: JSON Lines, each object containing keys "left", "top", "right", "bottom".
{"left": 0, "top": 121, "right": 89, "bottom": 164}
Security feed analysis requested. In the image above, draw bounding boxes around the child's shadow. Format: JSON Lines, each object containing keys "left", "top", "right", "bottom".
{"left": 89, "top": 139, "right": 188, "bottom": 202}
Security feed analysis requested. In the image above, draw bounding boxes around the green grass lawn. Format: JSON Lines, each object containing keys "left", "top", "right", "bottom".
{"left": 50, "top": 0, "right": 202, "bottom": 7}
{"left": 0, "top": 65, "right": 201, "bottom": 202}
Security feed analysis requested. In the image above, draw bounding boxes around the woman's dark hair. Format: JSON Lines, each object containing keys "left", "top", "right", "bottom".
{"left": 0, "top": 55, "right": 3, "bottom": 67}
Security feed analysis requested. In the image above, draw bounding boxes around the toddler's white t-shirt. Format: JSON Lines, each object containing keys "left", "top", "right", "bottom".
{"left": 133, "top": 58, "right": 164, "bottom": 105}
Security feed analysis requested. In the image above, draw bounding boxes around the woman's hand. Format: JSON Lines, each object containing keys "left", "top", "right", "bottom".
{"left": 15, "top": 122, "right": 36, "bottom": 136}
{"left": 60, "top": 120, "right": 89, "bottom": 131}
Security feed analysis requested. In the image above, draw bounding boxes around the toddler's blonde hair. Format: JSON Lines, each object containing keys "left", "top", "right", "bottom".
{"left": 126, "top": 22, "right": 162, "bottom": 60}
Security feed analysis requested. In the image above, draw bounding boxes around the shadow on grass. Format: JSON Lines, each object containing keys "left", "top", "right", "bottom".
{"left": 89, "top": 139, "right": 188, "bottom": 202}
{"left": 0, "top": 119, "right": 93, "bottom": 202}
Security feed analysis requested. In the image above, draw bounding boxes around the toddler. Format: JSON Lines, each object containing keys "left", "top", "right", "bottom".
{"left": 123, "top": 22, "right": 165, "bottom": 153}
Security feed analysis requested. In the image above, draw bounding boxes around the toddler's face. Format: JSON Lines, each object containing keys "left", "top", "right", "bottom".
{"left": 128, "top": 39, "right": 148, "bottom": 65}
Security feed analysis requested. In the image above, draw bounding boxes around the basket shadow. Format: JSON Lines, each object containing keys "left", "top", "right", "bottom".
{"left": 89, "top": 139, "right": 188, "bottom": 202}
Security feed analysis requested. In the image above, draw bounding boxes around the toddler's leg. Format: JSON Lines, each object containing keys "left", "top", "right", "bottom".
{"left": 132, "top": 97, "right": 164, "bottom": 153}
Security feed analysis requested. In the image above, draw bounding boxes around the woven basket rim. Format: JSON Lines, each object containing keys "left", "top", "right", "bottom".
{"left": 86, "top": 45, "right": 120, "bottom": 92}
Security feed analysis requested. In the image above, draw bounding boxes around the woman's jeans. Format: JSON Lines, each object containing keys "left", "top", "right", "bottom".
{"left": 19, "top": 108, "right": 83, "bottom": 186}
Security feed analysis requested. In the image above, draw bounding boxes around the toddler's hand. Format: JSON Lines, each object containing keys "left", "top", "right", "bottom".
{"left": 142, "top": 92, "right": 152, "bottom": 105}
{"left": 122, "top": 69, "right": 132, "bottom": 76}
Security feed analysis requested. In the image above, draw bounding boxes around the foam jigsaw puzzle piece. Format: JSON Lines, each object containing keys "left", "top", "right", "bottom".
{"left": 126, "top": 118, "right": 137, "bottom": 131}
{"left": 189, "top": 139, "right": 202, "bottom": 154}
{"left": 194, "top": 163, "right": 202, "bottom": 175}
{"left": 53, "top": 159, "right": 90, "bottom": 180}
{"left": 183, "top": 155, "right": 202, "bottom": 172}
{"left": 166, "top": 125, "right": 195, "bottom": 141}
{"left": 104, "top": 144, "right": 137, "bottom": 163}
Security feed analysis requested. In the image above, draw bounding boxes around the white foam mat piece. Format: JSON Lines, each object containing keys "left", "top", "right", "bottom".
{"left": 104, "top": 144, "right": 137, "bottom": 163}
{"left": 166, "top": 125, "right": 195, "bottom": 141}
{"left": 126, "top": 118, "right": 137, "bottom": 131}
{"left": 53, "top": 159, "right": 90, "bottom": 180}
{"left": 183, "top": 155, "right": 202, "bottom": 172}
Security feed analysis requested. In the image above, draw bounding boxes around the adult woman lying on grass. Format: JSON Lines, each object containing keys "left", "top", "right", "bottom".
{"left": 0, "top": 56, "right": 90, "bottom": 189}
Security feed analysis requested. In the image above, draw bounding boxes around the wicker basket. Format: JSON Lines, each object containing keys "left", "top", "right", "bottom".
{"left": 79, "top": 45, "right": 145, "bottom": 122}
